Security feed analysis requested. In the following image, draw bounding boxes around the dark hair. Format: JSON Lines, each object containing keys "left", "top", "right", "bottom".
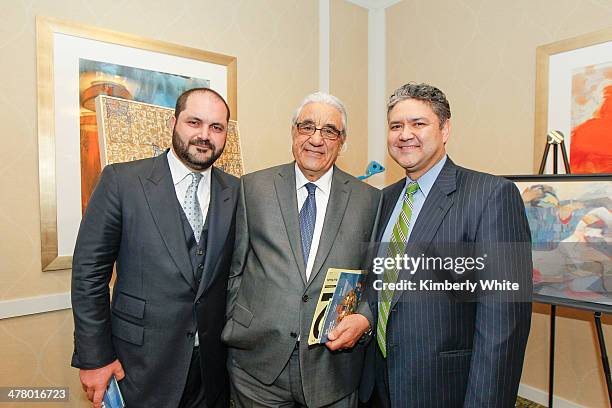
{"left": 387, "top": 83, "right": 451, "bottom": 128}
{"left": 174, "top": 88, "right": 230, "bottom": 121}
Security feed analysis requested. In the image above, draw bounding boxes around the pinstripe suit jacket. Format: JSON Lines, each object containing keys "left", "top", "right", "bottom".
{"left": 361, "top": 158, "right": 533, "bottom": 407}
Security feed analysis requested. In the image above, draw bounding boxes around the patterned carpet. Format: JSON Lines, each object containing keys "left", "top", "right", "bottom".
{"left": 516, "top": 396, "right": 545, "bottom": 407}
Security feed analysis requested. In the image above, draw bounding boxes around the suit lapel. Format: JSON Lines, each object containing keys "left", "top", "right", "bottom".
{"left": 306, "top": 167, "right": 351, "bottom": 288}
{"left": 274, "top": 164, "right": 307, "bottom": 285}
{"left": 377, "top": 179, "right": 406, "bottom": 241}
{"left": 141, "top": 153, "right": 196, "bottom": 292}
{"left": 196, "top": 168, "right": 233, "bottom": 299}
{"left": 391, "top": 159, "right": 457, "bottom": 308}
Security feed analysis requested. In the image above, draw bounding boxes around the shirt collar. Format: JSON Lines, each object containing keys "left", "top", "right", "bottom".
{"left": 406, "top": 155, "right": 447, "bottom": 198}
{"left": 167, "top": 148, "right": 212, "bottom": 186}
{"left": 295, "top": 163, "right": 334, "bottom": 195}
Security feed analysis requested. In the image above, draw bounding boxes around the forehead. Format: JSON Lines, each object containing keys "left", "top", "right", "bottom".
{"left": 389, "top": 98, "right": 437, "bottom": 122}
{"left": 298, "top": 102, "right": 342, "bottom": 126}
{"left": 181, "top": 92, "right": 227, "bottom": 119}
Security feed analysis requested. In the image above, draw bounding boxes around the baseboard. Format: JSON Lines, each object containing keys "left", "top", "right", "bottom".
{"left": 518, "top": 383, "right": 584, "bottom": 408}
{"left": 0, "top": 292, "right": 71, "bottom": 320}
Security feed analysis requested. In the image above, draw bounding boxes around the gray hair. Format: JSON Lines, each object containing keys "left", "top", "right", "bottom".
{"left": 387, "top": 83, "right": 451, "bottom": 129}
{"left": 291, "top": 92, "right": 348, "bottom": 137}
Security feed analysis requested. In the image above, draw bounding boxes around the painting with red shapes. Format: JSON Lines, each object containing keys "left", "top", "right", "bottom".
{"left": 570, "top": 62, "right": 612, "bottom": 173}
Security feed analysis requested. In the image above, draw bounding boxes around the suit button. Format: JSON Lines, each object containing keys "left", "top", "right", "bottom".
{"left": 302, "top": 295, "right": 309, "bottom": 303}
{"left": 290, "top": 332, "right": 298, "bottom": 338}
{"left": 197, "top": 249, "right": 204, "bottom": 256}
{"left": 196, "top": 299, "right": 201, "bottom": 305}
{"left": 198, "top": 264, "right": 203, "bottom": 270}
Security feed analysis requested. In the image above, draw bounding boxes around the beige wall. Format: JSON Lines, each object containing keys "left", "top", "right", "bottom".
{"left": 386, "top": 1, "right": 612, "bottom": 406}
{"left": 330, "top": 0, "right": 369, "bottom": 177}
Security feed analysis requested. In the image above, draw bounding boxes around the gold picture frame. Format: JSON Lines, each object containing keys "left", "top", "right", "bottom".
{"left": 37, "top": 16, "right": 237, "bottom": 271}
{"left": 533, "top": 26, "right": 612, "bottom": 172}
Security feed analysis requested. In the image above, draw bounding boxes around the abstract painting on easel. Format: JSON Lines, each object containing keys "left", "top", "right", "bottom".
{"left": 570, "top": 62, "right": 612, "bottom": 173}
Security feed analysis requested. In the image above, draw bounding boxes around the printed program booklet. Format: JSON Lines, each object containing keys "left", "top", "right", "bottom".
{"left": 308, "top": 268, "right": 367, "bottom": 345}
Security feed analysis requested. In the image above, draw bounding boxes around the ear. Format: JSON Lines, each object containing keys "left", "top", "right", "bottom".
{"left": 170, "top": 115, "right": 177, "bottom": 129}
{"left": 441, "top": 119, "right": 451, "bottom": 144}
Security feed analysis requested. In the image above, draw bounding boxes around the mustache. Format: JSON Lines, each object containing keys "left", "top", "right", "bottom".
{"left": 190, "top": 139, "right": 214, "bottom": 148}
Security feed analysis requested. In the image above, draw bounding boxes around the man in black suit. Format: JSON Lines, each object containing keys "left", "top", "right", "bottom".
{"left": 361, "top": 83, "right": 532, "bottom": 407}
{"left": 71, "top": 88, "right": 239, "bottom": 408}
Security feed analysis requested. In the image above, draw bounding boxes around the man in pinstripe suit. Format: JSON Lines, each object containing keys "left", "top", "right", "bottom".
{"left": 360, "top": 83, "right": 533, "bottom": 407}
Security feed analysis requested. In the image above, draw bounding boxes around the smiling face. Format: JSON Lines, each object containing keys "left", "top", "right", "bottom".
{"left": 171, "top": 91, "right": 228, "bottom": 172}
{"left": 292, "top": 102, "right": 344, "bottom": 181}
{"left": 387, "top": 98, "right": 450, "bottom": 180}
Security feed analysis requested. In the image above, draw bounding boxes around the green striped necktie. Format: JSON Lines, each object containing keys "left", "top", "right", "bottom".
{"left": 376, "top": 181, "right": 419, "bottom": 358}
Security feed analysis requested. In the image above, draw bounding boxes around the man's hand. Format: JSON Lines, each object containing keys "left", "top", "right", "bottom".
{"left": 326, "top": 314, "right": 370, "bottom": 351}
{"left": 79, "top": 359, "right": 125, "bottom": 408}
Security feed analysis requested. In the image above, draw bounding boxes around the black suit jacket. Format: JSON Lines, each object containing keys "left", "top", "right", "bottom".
{"left": 71, "top": 152, "right": 239, "bottom": 407}
{"left": 361, "top": 158, "right": 532, "bottom": 407}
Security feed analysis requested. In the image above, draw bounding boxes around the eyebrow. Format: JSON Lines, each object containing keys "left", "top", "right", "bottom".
{"left": 300, "top": 119, "right": 341, "bottom": 130}
{"left": 390, "top": 117, "right": 430, "bottom": 123}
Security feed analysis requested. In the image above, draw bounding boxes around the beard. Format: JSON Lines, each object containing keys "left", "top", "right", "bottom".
{"left": 172, "top": 128, "right": 225, "bottom": 171}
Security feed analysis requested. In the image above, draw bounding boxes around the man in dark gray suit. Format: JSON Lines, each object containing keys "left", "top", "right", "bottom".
{"left": 71, "top": 88, "right": 239, "bottom": 408}
{"left": 222, "top": 92, "right": 381, "bottom": 407}
{"left": 361, "top": 83, "right": 532, "bottom": 407}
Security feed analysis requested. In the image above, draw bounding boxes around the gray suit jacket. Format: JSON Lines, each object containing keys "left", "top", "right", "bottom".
{"left": 361, "top": 158, "right": 533, "bottom": 407}
{"left": 71, "top": 153, "right": 239, "bottom": 408}
{"left": 221, "top": 163, "right": 381, "bottom": 407}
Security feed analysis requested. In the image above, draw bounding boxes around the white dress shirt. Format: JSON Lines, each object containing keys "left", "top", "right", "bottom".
{"left": 167, "top": 149, "right": 212, "bottom": 347}
{"left": 167, "top": 149, "right": 211, "bottom": 223}
{"left": 295, "top": 163, "right": 333, "bottom": 281}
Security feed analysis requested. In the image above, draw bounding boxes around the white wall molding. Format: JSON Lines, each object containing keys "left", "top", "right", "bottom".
{"left": 344, "top": 0, "right": 401, "bottom": 187}
{"left": 345, "top": 0, "right": 401, "bottom": 10}
{"left": 518, "top": 383, "right": 584, "bottom": 408}
{"left": 0, "top": 292, "right": 71, "bottom": 320}
{"left": 366, "top": 6, "right": 387, "bottom": 188}
{"left": 319, "top": 0, "right": 330, "bottom": 92}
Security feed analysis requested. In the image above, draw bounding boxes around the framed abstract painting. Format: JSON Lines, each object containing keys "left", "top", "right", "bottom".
{"left": 36, "top": 16, "right": 237, "bottom": 271}
{"left": 534, "top": 27, "right": 612, "bottom": 174}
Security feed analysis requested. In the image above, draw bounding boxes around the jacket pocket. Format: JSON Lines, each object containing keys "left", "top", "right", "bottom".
{"left": 438, "top": 349, "right": 472, "bottom": 374}
{"left": 439, "top": 349, "right": 472, "bottom": 357}
{"left": 111, "top": 314, "right": 144, "bottom": 346}
{"left": 233, "top": 303, "right": 253, "bottom": 328}
{"left": 113, "top": 292, "right": 146, "bottom": 319}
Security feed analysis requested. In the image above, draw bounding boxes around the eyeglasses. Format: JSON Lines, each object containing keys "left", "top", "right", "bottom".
{"left": 295, "top": 122, "right": 343, "bottom": 140}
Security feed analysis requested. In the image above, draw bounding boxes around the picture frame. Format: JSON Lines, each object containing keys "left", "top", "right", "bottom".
{"left": 533, "top": 27, "right": 612, "bottom": 174}
{"left": 36, "top": 16, "right": 237, "bottom": 271}
{"left": 506, "top": 174, "right": 612, "bottom": 313}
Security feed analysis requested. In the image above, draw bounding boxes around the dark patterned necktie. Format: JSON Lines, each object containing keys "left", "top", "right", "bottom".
{"left": 299, "top": 182, "right": 317, "bottom": 266}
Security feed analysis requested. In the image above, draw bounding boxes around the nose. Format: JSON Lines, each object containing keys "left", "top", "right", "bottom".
{"left": 398, "top": 125, "right": 414, "bottom": 141}
{"left": 196, "top": 125, "right": 212, "bottom": 140}
{"left": 309, "top": 129, "right": 325, "bottom": 145}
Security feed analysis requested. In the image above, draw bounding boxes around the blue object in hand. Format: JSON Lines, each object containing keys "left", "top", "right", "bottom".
{"left": 102, "top": 376, "right": 125, "bottom": 408}
{"left": 358, "top": 161, "right": 385, "bottom": 180}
